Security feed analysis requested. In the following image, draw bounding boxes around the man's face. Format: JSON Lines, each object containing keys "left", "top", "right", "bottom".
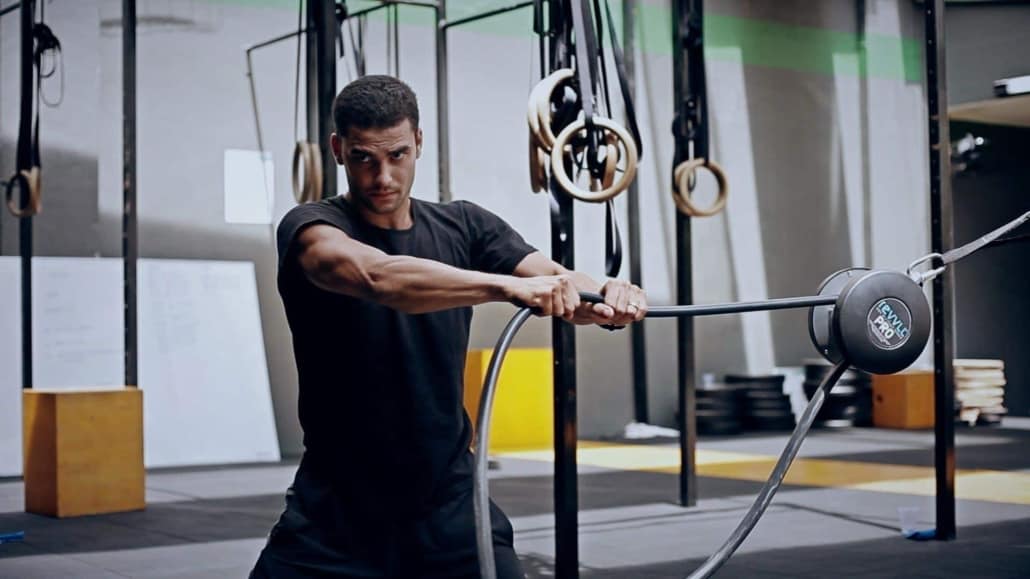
{"left": 333, "top": 119, "right": 422, "bottom": 217}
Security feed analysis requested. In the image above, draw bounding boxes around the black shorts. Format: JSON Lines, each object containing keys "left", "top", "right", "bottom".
{"left": 250, "top": 469, "right": 524, "bottom": 579}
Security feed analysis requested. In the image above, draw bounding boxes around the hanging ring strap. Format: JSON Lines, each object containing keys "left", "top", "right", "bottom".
{"left": 672, "top": 158, "right": 728, "bottom": 217}
{"left": 292, "top": 141, "right": 324, "bottom": 204}
{"left": 551, "top": 115, "right": 638, "bottom": 203}
{"left": 5, "top": 167, "right": 42, "bottom": 218}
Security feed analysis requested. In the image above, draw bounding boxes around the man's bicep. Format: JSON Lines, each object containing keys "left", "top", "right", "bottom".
{"left": 512, "top": 251, "right": 565, "bottom": 277}
{"left": 294, "top": 224, "right": 384, "bottom": 296}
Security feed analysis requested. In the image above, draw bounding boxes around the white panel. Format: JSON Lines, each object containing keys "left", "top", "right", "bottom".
{"left": 0, "top": 259, "right": 21, "bottom": 477}
{"left": 707, "top": 48, "right": 776, "bottom": 374}
{"left": 832, "top": 53, "right": 869, "bottom": 267}
{"left": 138, "top": 259, "right": 280, "bottom": 467}
{"left": 224, "top": 149, "right": 274, "bottom": 225}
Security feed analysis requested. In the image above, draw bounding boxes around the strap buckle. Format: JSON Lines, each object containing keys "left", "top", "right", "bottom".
{"left": 906, "top": 253, "right": 945, "bottom": 285}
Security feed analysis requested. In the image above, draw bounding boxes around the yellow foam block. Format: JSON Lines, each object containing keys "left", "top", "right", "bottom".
{"left": 23, "top": 388, "right": 146, "bottom": 518}
{"left": 464, "top": 348, "right": 553, "bottom": 453}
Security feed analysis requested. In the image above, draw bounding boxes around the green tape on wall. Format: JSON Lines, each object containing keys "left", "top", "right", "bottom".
{"left": 207, "top": 0, "right": 922, "bottom": 81}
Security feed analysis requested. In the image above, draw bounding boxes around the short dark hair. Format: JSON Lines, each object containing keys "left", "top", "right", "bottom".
{"left": 332, "top": 75, "right": 420, "bottom": 136}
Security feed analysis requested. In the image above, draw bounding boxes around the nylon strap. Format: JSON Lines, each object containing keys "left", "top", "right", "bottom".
{"left": 942, "top": 210, "right": 1029, "bottom": 266}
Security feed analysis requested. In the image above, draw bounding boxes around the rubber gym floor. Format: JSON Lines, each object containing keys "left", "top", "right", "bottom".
{"left": 2, "top": 420, "right": 1028, "bottom": 578}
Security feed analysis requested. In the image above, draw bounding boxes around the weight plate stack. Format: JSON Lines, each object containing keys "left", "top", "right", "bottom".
{"left": 803, "top": 359, "right": 872, "bottom": 428}
{"left": 696, "top": 385, "right": 743, "bottom": 435}
{"left": 725, "top": 374, "right": 795, "bottom": 431}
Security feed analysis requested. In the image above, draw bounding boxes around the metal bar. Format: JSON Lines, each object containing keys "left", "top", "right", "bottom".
{"left": 308, "top": 0, "right": 336, "bottom": 199}
{"left": 348, "top": 3, "right": 391, "bottom": 19}
{"left": 245, "top": 28, "right": 310, "bottom": 56}
{"left": 647, "top": 295, "right": 837, "bottom": 318}
{"left": 1, "top": 2, "right": 21, "bottom": 19}
{"left": 374, "top": 0, "right": 437, "bottom": 8}
{"left": 672, "top": 0, "right": 702, "bottom": 508}
{"left": 436, "top": 0, "right": 450, "bottom": 201}
{"left": 440, "top": 1, "right": 533, "bottom": 30}
{"left": 548, "top": 3, "right": 579, "bottom": 575}
{"left": 123, "top": 0, "right": 138, "bottom": 388}
{"left": 623, "top": 0, "right": 648, "bottom": 424}
{"left": 352, "top": 0, "right": 439, "bottom": 17}
{"left": 924, "top": 0, "right": 957, "bottom": 541}
{"left": 17, "top": 0, "right": 34, "bottom": 389}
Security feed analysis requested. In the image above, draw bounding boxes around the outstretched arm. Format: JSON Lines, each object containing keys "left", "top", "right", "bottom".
{"left": 293, "top": 224, "right": 582, "bottom": 317}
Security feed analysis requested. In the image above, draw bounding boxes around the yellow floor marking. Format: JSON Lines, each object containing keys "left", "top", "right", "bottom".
{"left": 494, "top": 442, "right": 1030, "bottom": 505}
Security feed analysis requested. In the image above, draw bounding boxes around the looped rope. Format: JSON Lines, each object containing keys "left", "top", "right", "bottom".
{"left": 292, "top": 141, "right": 324, "bottom": 204}
{"left": 672, "top": 158, "right": 728, "bottom": 217}
{"left": 550, "top": 116, "right": 638, "bottom": 203}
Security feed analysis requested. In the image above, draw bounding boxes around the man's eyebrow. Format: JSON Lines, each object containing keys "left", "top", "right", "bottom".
{"left": 389, "top": 145, "right": 412, "bottom": 154}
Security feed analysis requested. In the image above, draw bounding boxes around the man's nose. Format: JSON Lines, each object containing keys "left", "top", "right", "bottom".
{"left": 375, "top": 167, "right": 393, "bottom": 188}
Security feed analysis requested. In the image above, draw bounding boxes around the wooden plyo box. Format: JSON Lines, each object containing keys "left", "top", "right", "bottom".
{"left": 872, "top": 371, "right": 935, "bottom": 429}
{"left": 23, "top": 388, "right": 146, "bottom": 518}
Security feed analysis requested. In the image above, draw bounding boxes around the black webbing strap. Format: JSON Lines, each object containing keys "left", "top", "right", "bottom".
{"left": 942, "top": 210, "right": 1029, "bottom": 266}
{"left": 600, "top": 0, "right": 642, "bottom": 156}
{"left": 605, "top": 200, "right": 622, "bottom": 276}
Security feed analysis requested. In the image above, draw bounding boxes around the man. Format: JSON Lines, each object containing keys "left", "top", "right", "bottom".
{"left": 251, "top": 75, "right": 648, "bottom": 578}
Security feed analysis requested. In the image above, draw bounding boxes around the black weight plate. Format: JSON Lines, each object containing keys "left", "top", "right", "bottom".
{"left": 745, "top": 407, "right": 791, "bottom": 416}
{"left": 749, "top": 417, "right": 797, "bottom": 431}
{"left": 699, "top": 420, "right": 742, "bottom": 436}
{"left": 724, "top": 374, "right": 785, "bottom": 386}
{"left": 815, "top": 418, "right": 855, "bottom": 428}
{"left": 747, "top": 398, "right": 793, "bottom": 411}
{"left": 696, "top": 398, "right": 738, "bottom": 411}
{"left": 745, "top": 390, "right": 787, "bottom": 400}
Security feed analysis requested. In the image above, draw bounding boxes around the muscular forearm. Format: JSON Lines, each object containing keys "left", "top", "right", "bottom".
{"left": 317, "top": 253, "right": 511, "bottom": 314}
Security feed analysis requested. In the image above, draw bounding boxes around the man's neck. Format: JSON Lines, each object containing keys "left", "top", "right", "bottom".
{"left": 346, "top": 193, "right": 414, "bottom": 230}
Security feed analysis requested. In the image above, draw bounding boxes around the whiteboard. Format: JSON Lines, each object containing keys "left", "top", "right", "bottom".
{"left": 0, "top": 257, "right": 280, "bottom": 476}
{"left": 138, "top": 259, "right": 280, "bottom": 467}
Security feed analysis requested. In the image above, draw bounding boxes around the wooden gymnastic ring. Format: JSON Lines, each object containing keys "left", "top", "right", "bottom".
{"left": 550, "top": 116, "right": 638, "bottom": 203}
{"left": 528, "top": 133, "right": 548, "bottom": 193}
{"left": 292, "top": 141, "right": 324, "bottom": 204}
{"left": 673, "top": 158, "right": 728, "bottom": 217}
{"left": 5, "top": 166, "right": 42, "bottom": 218}
{"left": 527, "top": 68, "right": 574, "bottom": 151}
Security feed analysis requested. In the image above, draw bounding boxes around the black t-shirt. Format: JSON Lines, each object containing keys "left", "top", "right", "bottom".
{"left": 276, "top": 196, "right": 536, "bottom": 518}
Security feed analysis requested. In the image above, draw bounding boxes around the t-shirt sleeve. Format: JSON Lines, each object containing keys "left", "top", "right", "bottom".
{"left": 276, "top": 201, "right": 353, "bottom": 272}
{"left": 460, "top": 201, "right": 538, "bottom": 275}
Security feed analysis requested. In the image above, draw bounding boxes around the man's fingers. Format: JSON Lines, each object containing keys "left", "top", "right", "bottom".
{"left": 561, "top": 277, "right": 577, "bottom": 320}
{"left": 551, "top": 285, "right": 563, "bottom": 319}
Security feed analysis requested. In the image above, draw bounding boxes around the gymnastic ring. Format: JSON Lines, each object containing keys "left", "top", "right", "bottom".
{"left": 550, "top": 116, "right": 638, "bottom": 203}
{"left": 5, "top": 166, "right": 42, "bottom": 218}
{"left": 292, "top": 141, "right": 324, "bottom": 204}
{"left": 528, "top": 133, "right": 548, "bottom": 193}
{"left": 527, "top": 68, "right": 574, "bottom": 151}
{"left": 673, "top": 158, "right": 728, "bottom": 217}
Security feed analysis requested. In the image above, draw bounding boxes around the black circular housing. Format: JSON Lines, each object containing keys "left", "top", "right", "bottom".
{"left": 808, "top": 267, "right": 869, "bottom": 364}
{"left": 832, "top": 270, "right": 931, "bottom": 374}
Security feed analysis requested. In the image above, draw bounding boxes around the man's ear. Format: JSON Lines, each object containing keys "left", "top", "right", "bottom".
{"left": 415, "top": 128, "right": 423, "bottom": 158}
{"left": 330, "top": 133, "right": 343, "bottom": 164}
